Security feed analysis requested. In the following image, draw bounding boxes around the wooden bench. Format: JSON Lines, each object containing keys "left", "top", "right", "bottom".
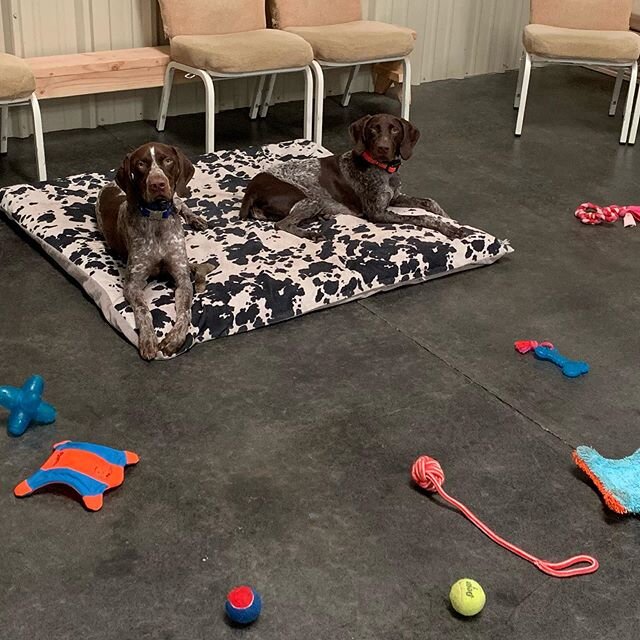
{"left": 25, "top": 46, "right": 186, "bottom": 100}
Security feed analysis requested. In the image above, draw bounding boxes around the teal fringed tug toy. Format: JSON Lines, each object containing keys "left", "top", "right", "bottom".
{"left": 573, "top": 446, "right": 640, "bottom": 515}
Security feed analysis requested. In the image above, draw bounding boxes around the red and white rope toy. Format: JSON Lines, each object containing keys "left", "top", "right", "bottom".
{"left": 411, "top": 456, "right": 599, "bottom": 578}
{"left": 575, "top": 202, "right": 640, "bottom": 227}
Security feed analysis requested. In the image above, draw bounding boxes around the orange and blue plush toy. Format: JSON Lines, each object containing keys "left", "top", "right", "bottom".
{"left": 0, "top": 375, "right": 56, "bottom": 436}
{"left": 14, "top": 440, "right": 139, "bottom": 511}
{"left": 573, "top": 446, "right": 640, "bottom": 515}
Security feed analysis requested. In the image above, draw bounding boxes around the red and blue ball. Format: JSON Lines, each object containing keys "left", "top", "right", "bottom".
{"left": 225, "top": 585, "right": 262, "bottom": 625}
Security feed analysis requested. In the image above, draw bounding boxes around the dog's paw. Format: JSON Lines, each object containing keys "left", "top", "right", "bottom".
{"left": 302, "top": 231, "right": 326, "bottom": 242}
{"left": 443, "top": 225, "right": 468, "bottom": 240}
{"left": 159, "top": 329, "right": 187, "bottom": 356}
{"left": 138, "top": 333, "right": 159, "bottom": 361}
{"left": 190, "top": 215, "right": 209, "bottom": 231}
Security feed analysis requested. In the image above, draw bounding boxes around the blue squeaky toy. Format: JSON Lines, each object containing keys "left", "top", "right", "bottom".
{"left": 514, "top": 340, "right": 589, "bottom": 378}
{"left": 225, "top": 585, "right": 262, "bottom": 625}
{"left": 0, "top": 375, "right": 57, "bottom": 436}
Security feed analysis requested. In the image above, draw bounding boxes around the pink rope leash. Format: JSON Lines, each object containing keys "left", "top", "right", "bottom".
{"left": 411, "top": 456, "right": 599, "bottom": 578}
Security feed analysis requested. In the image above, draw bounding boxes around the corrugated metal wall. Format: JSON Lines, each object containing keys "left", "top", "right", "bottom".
{"left": 1, "top": 0, "right": 529, "bottom": 137}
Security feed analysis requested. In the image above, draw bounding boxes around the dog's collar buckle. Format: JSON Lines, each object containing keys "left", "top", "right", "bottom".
{"left": 361, "top": 151, "right": 401, "bottom": 174}
{"left": 139, "top": 201, "right": 174, "bottom": 220}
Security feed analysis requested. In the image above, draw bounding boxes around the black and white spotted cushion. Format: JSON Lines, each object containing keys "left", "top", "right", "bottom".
{"left": 0, "top": 140, "right": 512, "bottom": 359}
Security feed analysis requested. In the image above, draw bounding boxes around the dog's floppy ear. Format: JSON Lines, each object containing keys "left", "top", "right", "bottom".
{"left": 173, "top": 147, "right": 195, "bottom": 198}
{"left": 349, "top": 115, "right": 373, "bottom": 154}
{"left": 398, "top": 118, "right": 420, "bottom": 160}
{"left": 115, "top": 154, "right": 134, "bottom": 197}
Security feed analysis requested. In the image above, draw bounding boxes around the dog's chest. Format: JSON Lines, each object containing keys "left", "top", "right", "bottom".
{"left": 121, "top": 209, "right": 185, "bottom": 257}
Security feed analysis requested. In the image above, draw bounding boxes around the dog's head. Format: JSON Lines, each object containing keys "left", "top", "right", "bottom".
{"left": 349, "top": 114, "right": 420, "bottom": 163}
{"left": 115, "top": 143, "right": 195, "bottom": 205}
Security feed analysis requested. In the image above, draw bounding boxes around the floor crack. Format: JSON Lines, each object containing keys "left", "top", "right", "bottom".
{"left": 357, "top": 300, "right": 574, "bottom": 449}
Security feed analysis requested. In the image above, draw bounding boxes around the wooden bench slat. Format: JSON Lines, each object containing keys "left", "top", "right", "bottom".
{"left": 26, "top": 46, "right": 170, "bottom": 79}
{"left": 34, "top": 66, "right": 167, "bottom": 99}
{"left": 23, "top": 46, "right": 188, "bottom": 99}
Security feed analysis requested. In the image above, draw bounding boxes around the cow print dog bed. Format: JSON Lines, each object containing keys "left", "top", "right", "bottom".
{"left": 0, "top": 140, "right": 512, "bottom": 359}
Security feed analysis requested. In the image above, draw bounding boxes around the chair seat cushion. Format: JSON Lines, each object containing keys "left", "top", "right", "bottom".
{"left": 284, "top": 21, "right": 416, "bottom": 63}
{"left": 170, "top": 29, "right": 313, "bottom": 74}
{"left": 0, "top": 53, "right": 36, "bottom": 101}
{"left": 524, "top": 24, "right": 640, "bottom": 62}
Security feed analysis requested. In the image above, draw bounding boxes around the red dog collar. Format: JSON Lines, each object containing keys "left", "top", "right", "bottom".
{"left": 360, "top": 151, "right": 401, "bottom": 174}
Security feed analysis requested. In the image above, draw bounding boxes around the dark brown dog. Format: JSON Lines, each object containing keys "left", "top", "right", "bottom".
{"left": 96, "top": 142, "right": 210, "bottom": 360}
{"left": 240, "top": 114, "right": 464, "bottom": 240}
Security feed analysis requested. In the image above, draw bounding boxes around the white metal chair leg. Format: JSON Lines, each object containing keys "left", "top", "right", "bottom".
{"left": 401, "top": 56, "right": 411, "bottom": 120}
{"left": 0, "top": 105, "right": 8, "bottom": 154}
{"left": 609, "top": 68, "right": 624, "bottom": 116}
{"left": 628, "top": 68, "right": 640, "bottom": 144}
{"left": 310, "top": 60, "right": 324, "bottom": 145}
{"left": 200, "top": 72, "right": 216, "bottom": 153}
{"left": 515, "top": 53, "right": 532, "bottom": 136}
{"left": 620, "top": 61, "right": 637, "bottom": 144}
{"left": 514, "top": 53, "right": 525, "bottom": 109}
{"left": 30, "top": 93, "right": 47, "bottom": 181}
{"left": 302, "top": 66, "right": 313, "bottom": 141}
{"left": 250, "top": 75, "right": 266, "bottom": 120}
{"left": 341, "top": 64, "right": 360, "bottom": 107}
{"left": 157, "top": 62, "right": 176, "bottom": 132}
{"left": 259, "top": 74, "right": 277, "bottom": 118}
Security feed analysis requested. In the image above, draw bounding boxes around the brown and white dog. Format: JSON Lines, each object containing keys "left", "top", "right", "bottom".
{"left": 96, "top": 142, "right": 209, "bottom": 360}
{"left": 240, "top": 114, "right": 465, "bottom": 241}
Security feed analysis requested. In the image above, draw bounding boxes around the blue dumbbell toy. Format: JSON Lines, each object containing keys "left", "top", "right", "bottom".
{"left": 514, "top": 340, "right": 589, "bottom": 378}
{"left": 0, "top": 375, "right": 57, "bottom": 436}
{"left": 533, "top": 344, "right": 589, "bottom": 378}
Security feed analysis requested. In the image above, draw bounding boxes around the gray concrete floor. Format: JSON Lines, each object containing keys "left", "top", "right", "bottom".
{"left": 1, "top": 67, "right": 640, "bottom": 639}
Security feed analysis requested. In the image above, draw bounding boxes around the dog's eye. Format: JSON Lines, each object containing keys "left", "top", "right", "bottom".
{"left": 136, "top": 160, "right": 148, "bottom": 171}
{"left": 163, "top": 158, "right": 174, "bottom": 166}
{"left": 391, "top": 127, "right": 399, "bottom": 134}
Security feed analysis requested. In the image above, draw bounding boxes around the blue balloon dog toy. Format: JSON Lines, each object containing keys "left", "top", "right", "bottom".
{"left": 514, "top": 340, "right": 589, "bottom": 378}
{"left": 0, "top": 375, "right": 57, "bottom": 436}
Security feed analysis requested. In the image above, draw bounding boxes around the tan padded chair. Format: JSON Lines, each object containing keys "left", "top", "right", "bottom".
{"left": 0, "top": 53, "right": 46, "bottom": 180}
{"left": 515, "top": 0, "right": 640, "bottom": 143}
{"left": 266, "top": 0, "right": 416, "bottom": 144}
{"left": 156, "top": 0, "right": 319, "bottom": 151}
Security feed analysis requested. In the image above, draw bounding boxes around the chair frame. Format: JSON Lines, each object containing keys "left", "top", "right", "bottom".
{"left": 257, "top": 55, "right": 412, "bottom": 146}
{"left": 0, "top": 93, "right": 47, "bottom": 180}
{"left": 514, "top": 51, "right": 638, "bottom": 144}
{"left": 624, "top": 72, "right": 640, "bottom": 144}
{"left": 156, "top": 61, "right": 320, "bottom": 152}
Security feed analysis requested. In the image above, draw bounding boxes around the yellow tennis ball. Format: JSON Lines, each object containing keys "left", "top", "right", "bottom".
{"left": 449, "top": 578, "right": 486, "bottom": 616}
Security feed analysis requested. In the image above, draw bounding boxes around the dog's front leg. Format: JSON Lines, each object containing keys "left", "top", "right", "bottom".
{"left": 124, "top": 264, "right": 158, "bottom": 361}
{"left": 390, "top": 193, "right": 449, "bottom": 218}
{"left": 175, "top": 197, "right": 208, "bottom": 231}
{"left": 159, "top": 255, "right": 193, "bottom": 356}
{"left": 367, "top": 193, "right": 464, "bottom": 240}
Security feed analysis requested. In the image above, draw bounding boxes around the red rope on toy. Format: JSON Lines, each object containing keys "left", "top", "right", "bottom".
{"left": 411, "top": 456, "right": 599, "bottom": 578}
{"left": 575, "top": 202, "right": 640, "bottom": 226}
{"left": 513, "top": 340, "right": 553, "bottom": 354}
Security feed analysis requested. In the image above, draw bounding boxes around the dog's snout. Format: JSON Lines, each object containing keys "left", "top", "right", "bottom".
{"left": 148, "top": 175, "right": 168, "bottom": 193}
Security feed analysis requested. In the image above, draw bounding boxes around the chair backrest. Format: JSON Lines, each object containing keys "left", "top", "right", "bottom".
{"left": 268, "top": 0, "right": 361, "bottom": 29}
{"left": 157, "top": 0, "right": 266, "bottom": 38}
{"left": 530, "top": 0, "right": 631, "bottom": 31}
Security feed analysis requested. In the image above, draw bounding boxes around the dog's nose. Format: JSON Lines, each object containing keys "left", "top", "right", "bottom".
{"left": 376, "top": 144, "right": 391, "bottom": 155}
{"left": 148, "top": 176, "right": 168, "bottom": 193}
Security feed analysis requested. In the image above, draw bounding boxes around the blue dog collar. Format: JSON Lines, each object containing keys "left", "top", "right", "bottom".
{"left": 139, "top": 200, "right": 174, "bottom": 220}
